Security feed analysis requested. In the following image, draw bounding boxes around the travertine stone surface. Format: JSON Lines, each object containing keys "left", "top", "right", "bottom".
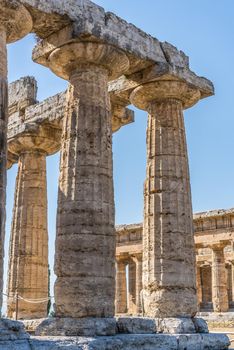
{"left": 52, "top": 42, "right": 129, "bottom": 318}
{"left": 7, "top": 125, "right": 61, "bottom": 320}
{"left": 0, "top": 2, "right": 32, "bottom": 318}
{"left": 130, "top": 80, "right": 200, "bottom": 318}
{"left": 0, "top": 29, "right": 8, "bottom": 316}
{"left": 115, "top": 258, "right": 127, "bottom": 314}
{"left": 7, "top": 77, "right": 134, "bottom": 170}
{"left": 196, "top": 261, "right": 203, "bottom": 308}
{"left": 0, "top": 1, "right": 32, "bottom": 44}
{"left": 212, "top": 245, "right": 229, "bottom": 312}
{"left": 132, "top": 254, "right": 143, "bottom": 314}
{"left": 0, "top": 333, "right": 229, "bottom": 350}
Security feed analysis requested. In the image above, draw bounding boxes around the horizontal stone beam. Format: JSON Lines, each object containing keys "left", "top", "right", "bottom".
{"left": 195, "top": 231, "right": 234, "bottom": 248}
{"left": 7, "top": 76, "right": 134, "bottom": 168}
{"left": 17, "top": 0, "right": 213, "bottom": 99}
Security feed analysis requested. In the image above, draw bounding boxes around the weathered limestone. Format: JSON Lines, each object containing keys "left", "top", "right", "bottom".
{"left": 132, "top": 254, "right": 143, "bottom": 314}
{"left": 7, "top": 123, "right": 61, "bottom": 320}
{"left": 0, "top": 0, "right": 32, "bottom": 316}
{"left": 116, "top": 210, "right": 234, "bottom": 315}
{"left": 115, "top": 257, "right": 127, "bottom": 314}
{"left": 196, "top": 261, "right": 203, "bottom": 309}
{"left": 36, "top": 42, "right": 129, "bottom": 319}
{"left": 212, "top": 244, "right": 229, "bottom": 312}
{"left": 130, "top": 80, "right": 200, "bottom": 318}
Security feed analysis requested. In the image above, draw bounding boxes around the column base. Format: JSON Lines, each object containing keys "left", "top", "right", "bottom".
{"left": 0, "top": 333, "right": 230, "bottom": 350}
{"left": 34, "top": 317, "right": 117, "bottom": 336}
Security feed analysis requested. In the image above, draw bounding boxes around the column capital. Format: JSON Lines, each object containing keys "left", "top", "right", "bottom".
{"left": 8, "top": 123, "right": 61, "bottom": 156}
{"left": 0, "top": 1, "right": 32, "bottom": 43}
{"left": 44, "top": 42, "right": 129, "bottom": 81}
{"left": 130, "top": 80, "right": 200, "bottom": 111}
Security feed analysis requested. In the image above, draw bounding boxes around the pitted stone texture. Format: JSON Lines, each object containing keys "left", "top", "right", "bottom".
{"left": 48, "top": 42, "right": 129, "bottom": 81}
{"left": 117, "top": 317, "right": 156, "bottom": 334}
{"left": 0, "top": 29, "right": 8, "bottom": 315}
{"left": 212, "top": 246, "right": 229, "bottom": 312}
{"left": 155, "top": 318, "right": 196, "bottom": 334}
{"left": 0, "top": 333, "right": 230, "bottom": 349}
{"left": 130, "top": 81, "right": 198, "bottom": 318}
{"left": 35, "top": 318, "right": 116, "bottom": 337}
{"left": 8, "top": 76, "right": 37, "bottom": 114}
{"left": 0, "top": 319, "right": 29, "bottom": 340}
{"left": 7, "top": 150, "right": 49, "bottom": 320}
{"left": 54, "top": 58, "right": 118, "bottom": 317}
{"left": 7, "top": 77, "right": 134, "bottom": 169}
{"left": 0, "top": 0, "right": 32, "bottom": 43}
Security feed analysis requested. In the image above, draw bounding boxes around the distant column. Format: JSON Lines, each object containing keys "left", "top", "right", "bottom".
{"left": 212, "top": 245, "right": 229, "bottom": 312}
{"left": 196, "top": 262, "right": 203, "bottom": 310}
{"left": 132, "top": 254, "right": 143, "bottom": 314}
{"left": 128, "top": 258, "right": 137, "bottom": 315}
{"left": 115, "top": 257, "right": 127, "bottom": 314}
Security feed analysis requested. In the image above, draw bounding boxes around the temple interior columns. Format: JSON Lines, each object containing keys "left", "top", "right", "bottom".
{"left": 211, "top": 244, "right": 229, "bottom": 312}
{"left": 115, "top": 257, "right": 127, "bottom": 314}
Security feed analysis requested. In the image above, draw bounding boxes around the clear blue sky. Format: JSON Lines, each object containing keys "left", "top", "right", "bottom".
{"left": 3, "top": 0, "right": 234, "bottom": 302}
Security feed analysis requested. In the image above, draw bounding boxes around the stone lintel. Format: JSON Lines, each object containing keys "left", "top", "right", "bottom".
{"left": 8, "top": 76, "right": 38, "bottom": 114}
{"left": 194, "top": 208, "right": 234, "bottom": 220}
{"left": 7, "top": 77, "right": 134, "bottom": 167}
{"left": 195, "top": 232, "right": 234, "bottom": 246}
{"left": 196, "top": 239, "right": 232, "bottom": 250}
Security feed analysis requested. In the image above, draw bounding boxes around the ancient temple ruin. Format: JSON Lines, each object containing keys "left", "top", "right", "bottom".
{"left": 0, "top": 0, "right": 231, "bottom": 348}
{"left": 116, "top": 209, "right": 234, "bottom": 316}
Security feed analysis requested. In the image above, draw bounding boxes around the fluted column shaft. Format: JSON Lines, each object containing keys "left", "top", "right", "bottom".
{"left": 212, "top": 246, "right": 229, "bottom": 312}
{"left": 142, "top": 99, "right": 196, "bottom": 317}
{"left": 132, "top": 255, "right": 143, "bottom": 314}
{"left": 196, "top": 263, "right": 202, "bottom": 310}
{"left": 115, "top": 259, "right": 127, "bottom": 314}
{"left": 7, "top": 151, "right": 49, "bottom": 319}
{"left": 55, "top": 64, "right": 115, "bottom": 317}
{"left": 0, "top": 29, "right": 8, "bottom": 314}
{"left": 128, "top": 259, "right": 137, "bottom": 315}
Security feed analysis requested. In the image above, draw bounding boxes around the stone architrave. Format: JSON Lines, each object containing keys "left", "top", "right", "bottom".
{"left": 130, "top": 80, "right": 201, "bottom": 318}
{"left": 0, "top": 0, "right": 32, "bottom": 315}
{"left": 42, "top": 42, "right": 129, "bottom": 318}
{"left": 212, "top": 244, "right": 229, "bottom": 312}
{"left": 7, "top": 124, "right": 61, "bottom": 319}
{"left": 115, "top": 257, "right": 127, "bottom": 314}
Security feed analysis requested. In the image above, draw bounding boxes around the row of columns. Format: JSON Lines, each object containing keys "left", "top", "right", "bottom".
{"left": 115, "top": 255, "right": 142, "bottom": 315}
{"left": 196, "top": 244, "right": 234, "bottom": 312}
{"left": 1, "top": 2, "right": 206, "bottom": 322}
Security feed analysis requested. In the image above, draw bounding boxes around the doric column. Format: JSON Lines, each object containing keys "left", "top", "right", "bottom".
{"left": 7, "top": 124, "right": 61, "bottom": 319}
{"left": 196, "top": 262, "right": 203, "bottom": 310}
{"left": 47, "top": 42, "right": 129, "bottom": 317}
{"left": 212, "top": 245, "right": 229, "bottom": 312}
{"left": 132, "top": 254, "right": 143, "bottom": 314}
{"left": 128, "top": 258, "right": 137, "bottom": 315}
{"left": 0, "top": 2, "right": 32, "bottom": 315}
{"left": 130, "top": 80, "right": 201, "bottom": 318}
{"left": 115, "top": 257, "right": 127, "bottom": 314}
